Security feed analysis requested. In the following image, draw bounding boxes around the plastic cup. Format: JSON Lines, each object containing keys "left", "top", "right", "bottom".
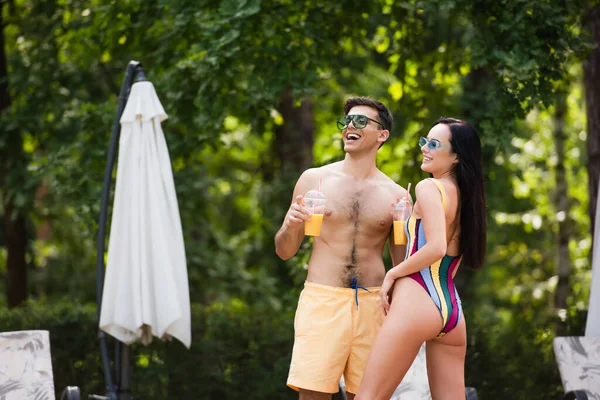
{"left": 303, "top": 190, "right": 327, "bottom": 236}
{"left": 392, "top": 198, "right": 412, "bottom": 245}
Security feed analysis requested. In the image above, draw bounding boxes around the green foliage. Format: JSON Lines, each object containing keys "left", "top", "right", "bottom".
{"left": 0, "top": 299, "right": 295, "bottom": 400}
{"left": 0, "top": 300, "right": 103, "bottom": 397}
{"left": 0, "top": 297, "right": 583, "bottom": 399}
{"left": 480, "top": 73, "right": 590, "bottom": 317}
{"left": 167, "top": 299, "right": 295, "bottom": 399}
{"left": 462, "top": 71, "right": 591, "bottom": 399}
{"left": 0, "top": 0, "right": 597, "bottom": 398}
{"left": 465, "top": 302, "right": 564, "bottom": 398}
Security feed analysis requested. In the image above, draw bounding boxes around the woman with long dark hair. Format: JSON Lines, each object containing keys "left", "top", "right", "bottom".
{"left": 356, "top": 118, "right": 487, "bottom": 400}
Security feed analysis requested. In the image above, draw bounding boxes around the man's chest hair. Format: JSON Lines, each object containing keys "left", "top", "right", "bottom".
{"left": 323, "top": 183, "right": 392, "bottom": 228}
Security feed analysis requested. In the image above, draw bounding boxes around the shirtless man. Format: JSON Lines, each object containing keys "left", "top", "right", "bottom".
{"left": 275, "top": 97, "right": 409, "bottom": 400}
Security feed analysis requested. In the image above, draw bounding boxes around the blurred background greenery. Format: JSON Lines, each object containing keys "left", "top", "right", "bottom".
{"left": 1, "top": 0, "right": 600, "bottom": 398}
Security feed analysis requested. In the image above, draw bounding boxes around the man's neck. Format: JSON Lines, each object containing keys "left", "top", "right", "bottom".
{"left": 341, "top": 151, "right": 379, "bottom": 180}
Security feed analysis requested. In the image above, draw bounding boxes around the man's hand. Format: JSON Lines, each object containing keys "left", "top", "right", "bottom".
{"left": 284, "top": 195, "right": 313, "bottom": 228}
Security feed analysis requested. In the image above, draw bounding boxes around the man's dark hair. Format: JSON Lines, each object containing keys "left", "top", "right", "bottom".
{"left": 343, "top": 97, "right": 393, "bottom": 132}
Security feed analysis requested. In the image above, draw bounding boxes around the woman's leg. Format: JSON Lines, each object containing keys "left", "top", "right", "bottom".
{"left": 426, "top": 317, "right": 467, "bottom": 400}
{"left": 355, "top": 278, "right": 442, "bottom": 400}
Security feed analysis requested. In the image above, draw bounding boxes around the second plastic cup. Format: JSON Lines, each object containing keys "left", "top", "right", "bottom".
{"left": 392, "top": 198, "right": 412, "bottom": 245}
{"left": 303, "top": 190, "right": 327, "bottom": 236}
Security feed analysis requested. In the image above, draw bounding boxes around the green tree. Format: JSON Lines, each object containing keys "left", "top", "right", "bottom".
{"left": 0, "top": 1, "right": 597, "bottom": 397}
{"left": 584, "top": 2, "right": 600, "bottom": 236}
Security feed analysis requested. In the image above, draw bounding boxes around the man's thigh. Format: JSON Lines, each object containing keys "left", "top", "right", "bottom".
{"left": 288, "top": 284, "right": 353, "bottom": 394}
{"left": 343, "top": 290, "right": 384, "bottom": 394}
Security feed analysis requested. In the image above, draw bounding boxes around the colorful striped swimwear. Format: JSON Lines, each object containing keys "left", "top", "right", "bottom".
{"left": 405, "top": 178, "right": 462, "bottom": 337}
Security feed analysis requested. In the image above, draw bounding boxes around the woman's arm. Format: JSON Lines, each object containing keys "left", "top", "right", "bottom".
{"left": 380, "top": 179, "right": 448, "bottom": 314}
{"left": 388, "top": 179, "right": 447, "bottom": 279}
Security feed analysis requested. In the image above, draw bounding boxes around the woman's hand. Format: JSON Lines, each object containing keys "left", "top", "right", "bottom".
{"left": 380, "top": 268, "right": 399, "bottom": 316}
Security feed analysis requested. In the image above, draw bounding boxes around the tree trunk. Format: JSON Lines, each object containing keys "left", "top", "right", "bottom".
{"left": 553, "top": 90, "right": 570, "bottom": 324}
{"left": 0, "top": 3, "right": 9, "bottom": 112}
{"left": 4, "top": 204, "right": 28, "bottom": 308}
{"left": 0, "top": 7, "right": 28, "bottom": 308}
{"left": 271, "top": 87, "right": 315, "bottom": 288}
{"left": 585, "top": 4, "right": 600, "bottom": 239}
{"left": 274, "top": 86, "right": 314, "bottom": 175}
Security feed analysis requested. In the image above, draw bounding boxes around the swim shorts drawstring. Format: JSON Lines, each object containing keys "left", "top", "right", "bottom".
{"left": 351, "top": 277, "right": 371, "bottom": 309}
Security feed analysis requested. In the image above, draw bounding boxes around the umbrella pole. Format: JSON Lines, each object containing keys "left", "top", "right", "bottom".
{"left": 117, "top": 344, "right": 132, "bottom": 400}
{"left": 96, "top": 60, "right": 145, "bottom": 400}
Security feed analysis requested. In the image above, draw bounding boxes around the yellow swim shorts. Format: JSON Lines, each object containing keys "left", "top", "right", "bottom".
{"left": 287, "top": 280, "right": 383, "bottom": 394}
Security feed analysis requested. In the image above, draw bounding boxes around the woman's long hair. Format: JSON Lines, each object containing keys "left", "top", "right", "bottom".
{"left": 435, "top": 118, "right": 487, "bottom": 269}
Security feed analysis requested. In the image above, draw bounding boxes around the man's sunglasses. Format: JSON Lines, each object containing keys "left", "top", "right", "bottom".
{"left": 337, "top": 115, "right": 385, "bottom": 130}
{"left": 419, "top": 137, "right": 444, "bottom": 150}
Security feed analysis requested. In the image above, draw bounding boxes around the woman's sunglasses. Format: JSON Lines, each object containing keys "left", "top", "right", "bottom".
{"left": 419, "top": 137, "right": 444, "bottom": 150}
{"left": 337, "top": 115, "right": 384, "bottom": 130}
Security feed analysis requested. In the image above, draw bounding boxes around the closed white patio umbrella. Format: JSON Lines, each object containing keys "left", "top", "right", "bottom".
{"left": 99, "top": 78, "right": 191, "bottom": 348}
{"left": 92, "top": 62, "right": 191, "bottom": 400}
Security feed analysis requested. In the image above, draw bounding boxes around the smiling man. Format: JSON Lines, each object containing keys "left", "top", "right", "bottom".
{"left": 275, "top": 97, "right": 409, "bottom": 400}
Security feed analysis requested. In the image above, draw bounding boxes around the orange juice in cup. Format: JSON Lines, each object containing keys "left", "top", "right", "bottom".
{"left": 392, "top": 191, "right": 412, "bottom": 245}
{"left": 393, "top": 219, "right": 407, "bottom": 245}
{"left": 304, "top": 190, "right": 327, "bottom": 237}
{"left": 305, "top": 213, "right": 324, "bottom": 236}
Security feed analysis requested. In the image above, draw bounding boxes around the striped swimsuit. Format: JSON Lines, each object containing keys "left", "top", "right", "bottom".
{"left": 405, "top": 179, "right": 462, "bottom": 337}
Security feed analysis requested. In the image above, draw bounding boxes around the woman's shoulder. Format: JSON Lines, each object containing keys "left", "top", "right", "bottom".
{"left": 415, "top": 178, "right": 449, "bottom": 210}
{"left": 417, "top": 178, "right": 457, "bottom": 194}
{"left": 415, "top": 178, "right": 440, "bottom": 193}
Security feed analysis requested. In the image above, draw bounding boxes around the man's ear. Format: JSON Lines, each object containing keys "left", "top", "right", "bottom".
{"left": 378, "top": 129, "right": 390, "bottom": 143}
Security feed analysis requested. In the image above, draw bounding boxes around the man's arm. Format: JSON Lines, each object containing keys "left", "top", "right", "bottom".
{"left": 275, "top": 169, "right": 316, "bottom": 260}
